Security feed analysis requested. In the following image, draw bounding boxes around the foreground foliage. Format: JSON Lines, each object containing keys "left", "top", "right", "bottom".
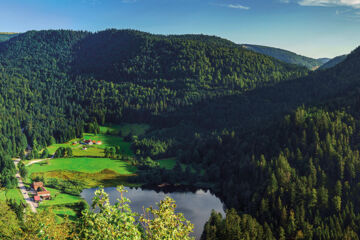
{"left": 1, "top": 186, "right": 194, "bottom": 240}
{"left": 77, "top": 186, "right": 194, "bottom": 240}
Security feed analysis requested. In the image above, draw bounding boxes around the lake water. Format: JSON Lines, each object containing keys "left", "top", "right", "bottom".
{"left": 81, "top": 186, "right": 225, "bottom": 239}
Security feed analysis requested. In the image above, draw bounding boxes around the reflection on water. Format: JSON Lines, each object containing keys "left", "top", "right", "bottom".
{"left": 81, "top": 187, "right": 225, "bottom": 239}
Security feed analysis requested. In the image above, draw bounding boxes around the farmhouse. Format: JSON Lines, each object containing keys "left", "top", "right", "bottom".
{"left": 32, "top": 181, "right": 51, "bottom": 201}
{"left": 34, "top": 195, "right": 41, "bottom": 203}
{"left": 31, "top": 181, "right": 44, "bottom": 191}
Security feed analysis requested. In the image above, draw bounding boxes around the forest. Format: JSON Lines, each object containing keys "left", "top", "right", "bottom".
{"left": 0, "top": 29, "right": 360, "bottom": 239}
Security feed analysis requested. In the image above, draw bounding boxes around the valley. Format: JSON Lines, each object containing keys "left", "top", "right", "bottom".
{"left": 0, "top": 29, "right": 359, "bottom": 239}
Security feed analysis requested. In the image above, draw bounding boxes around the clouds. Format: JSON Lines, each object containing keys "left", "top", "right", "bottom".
{"left": 213, "top": 1, "right": 250, "bottom": 10}
{"left": 226, "top": 4, "right": 250, "bottom": 10}
{"left": 297, "top": 0, "right": 360, "bottom": 8}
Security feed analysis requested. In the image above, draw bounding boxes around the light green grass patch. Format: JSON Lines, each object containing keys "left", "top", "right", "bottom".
{"left": 82, "top": 133, "right": 133, "bottom": 155}
{"left": 38, "top": 187, "right": 81, "bottom": 207}
{"left": 46, "top": 133, "right": 133, "bottom": 157}
{"left": 28, "top": 157, "right": 137, "bottom": 176}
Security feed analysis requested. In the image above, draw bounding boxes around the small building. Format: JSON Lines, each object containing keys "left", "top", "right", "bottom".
{"left": 32, "top": 182, "right": 44, "bottom": 191}
{"left": 32, "top": 181, "right": 51, "bottom": 201}
{"left": 37, "top": 189, "right": 51, "bottom": 200}
{"left": 34, "top": 195, "right": 41, "bottom": 203}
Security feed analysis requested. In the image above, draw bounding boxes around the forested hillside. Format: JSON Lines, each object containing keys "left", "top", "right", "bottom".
{"left": 1, "top": 29, "right": 360, "bottom": 239}
{"left": 191, "top": 46, "right": 360, "bottom": 239}
{"left": 0, "top": 29, "right": 306, "bottom": 188}
{"left": 242, "top": 44, "right": 327, "bottom": 70}
{"left": 0, "top": 33, "right": 18, "bottom": 42}
{"left": 319, "top": 54, "right": 347, "bottom": 70}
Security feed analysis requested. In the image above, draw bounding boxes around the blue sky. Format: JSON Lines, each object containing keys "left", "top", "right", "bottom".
{"left": 0, "top": 0, "right": 360, "bottom": 58}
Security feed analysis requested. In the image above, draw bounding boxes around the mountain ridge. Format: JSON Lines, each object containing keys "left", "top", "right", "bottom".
{"left": 241, "top": 44, "right": 328, "bottom": 70}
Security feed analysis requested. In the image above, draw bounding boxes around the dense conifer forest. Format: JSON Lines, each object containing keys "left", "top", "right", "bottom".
{"left": 0, "top": 29, "right": 360, "bottom": 239}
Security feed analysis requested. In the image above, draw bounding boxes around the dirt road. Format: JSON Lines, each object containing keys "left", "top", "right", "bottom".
{"left": 13, "top": 158, "right": 38, "bottom": 213}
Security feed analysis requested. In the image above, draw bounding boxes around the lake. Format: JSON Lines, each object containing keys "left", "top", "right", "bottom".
{"left": 81, "top": 186, "right": 225, "bottom": 239}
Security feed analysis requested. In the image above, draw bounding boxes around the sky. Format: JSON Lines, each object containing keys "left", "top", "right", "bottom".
{"left": 0, "top": 0, "right": 360, "bottom": 58}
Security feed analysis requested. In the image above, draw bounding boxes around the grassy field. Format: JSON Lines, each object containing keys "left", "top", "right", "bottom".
{"left": 27, "top": 157, "right": 138, "bottom": 187}
{"left": 28, "top": 157, "right": 137, "bottom": 175}
{"left": 0, "top": 188, "right": 24, "bottom": 203}
{"left": 38, "top": 187, "right": 81, "bottom": 207}
{"left": 44, "top": 123, "right": 150, "bottom": 158}
{"left": 46, "top": 133, "right": 133, "bottom": 157}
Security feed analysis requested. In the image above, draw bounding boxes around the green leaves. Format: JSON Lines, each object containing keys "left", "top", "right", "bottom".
{"left": 76, "top": 186, "right": 194, "bottom": 240}
{"left": 140, "top": 197, "right": 194, "bottom": 240}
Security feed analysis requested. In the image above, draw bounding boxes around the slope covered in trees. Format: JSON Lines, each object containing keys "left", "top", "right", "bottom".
{"left": 319, "top": 54, "right": 347, "bottom": 70}
{"left": 0, "top": 33, "right": 18, "bottom": 42}
{"left": 184, "top": 46, "right": 360, "bottom": 239}
{"left": 0, "top": 29, "right": 307, "bottom": 189}
{"left": 0, "top": 29, "right": 308, "bottom": 144}
{"left": 1, "top": 29, "right": 360, "bottom": 239}
{"left": 241, "top": 44, "right": 327, "bottom": 70}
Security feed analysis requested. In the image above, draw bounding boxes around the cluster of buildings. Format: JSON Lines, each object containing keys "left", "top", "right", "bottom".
{"left": 31, "top": 181, "right": 51, "bottom": 203}
{"left": 80, "top": 139, "right": 102, "bottom": 146}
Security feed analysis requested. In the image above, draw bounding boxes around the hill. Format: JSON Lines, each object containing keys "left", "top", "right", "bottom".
{"left": 0, "top": 29, "right": 307, "bottom": 186}
{"left": 0, "top": 32, "right": 19, "bottom": 42}
{"left": 241, "top": 44, "right": 326, "bottom": 69}
{"left": 317, "top": 57, "right": 331, "bottom": 64}
{"left": 318, "top": 54, "right": 347, "bottom": 70}
{"left": 194, "top": 45, "right": 360, "bottom": 239}
{"left": 2, "top": 29, "right": 360, "bottom": 239}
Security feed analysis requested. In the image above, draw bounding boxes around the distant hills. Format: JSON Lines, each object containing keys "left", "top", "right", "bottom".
{"left": 241, "top": 44, "right": 329, "bottom": 70}
{"left": 318, "top": 54, "right": 347, "bottom": 70}
{"left": 0, "top": 32, "right": 19, "bottom": 42}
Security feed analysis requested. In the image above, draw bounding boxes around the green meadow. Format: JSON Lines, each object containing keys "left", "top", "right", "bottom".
{"left": 27, "top": 157, "right": 138, "bottom": 188}
{"left": 45, "top": 123, "right": 150, "bottom": 158}
{"left": 38, "top": 187, "right": 81, "bottom": 207}
{"left": 46, "top": 133, "right": 133, "bottom": 157}
{"left": 25, "top": 123, "right": 150, "bottom": 216}
{"left": 28, "top": 157, "right": 137, "bottom": 176}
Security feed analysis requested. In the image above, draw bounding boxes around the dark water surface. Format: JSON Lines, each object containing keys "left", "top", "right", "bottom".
{"left": 81, "top": 187, "right": 225, "bottom": 239}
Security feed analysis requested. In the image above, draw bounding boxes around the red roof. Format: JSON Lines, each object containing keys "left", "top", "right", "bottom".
{"left": 34, "top": 195, "right": 40, "bottom": 201}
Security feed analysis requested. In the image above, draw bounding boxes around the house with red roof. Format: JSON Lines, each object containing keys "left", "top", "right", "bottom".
{"left": 32, "top": 181, "right": 51, "bottom": 201}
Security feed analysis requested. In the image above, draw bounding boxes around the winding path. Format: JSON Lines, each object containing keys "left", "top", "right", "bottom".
{"left": 13, "top": 158, "right": 38, "bottom": 213}
{"left": 25, "top": 158, "right": 51, "bottom": 167}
